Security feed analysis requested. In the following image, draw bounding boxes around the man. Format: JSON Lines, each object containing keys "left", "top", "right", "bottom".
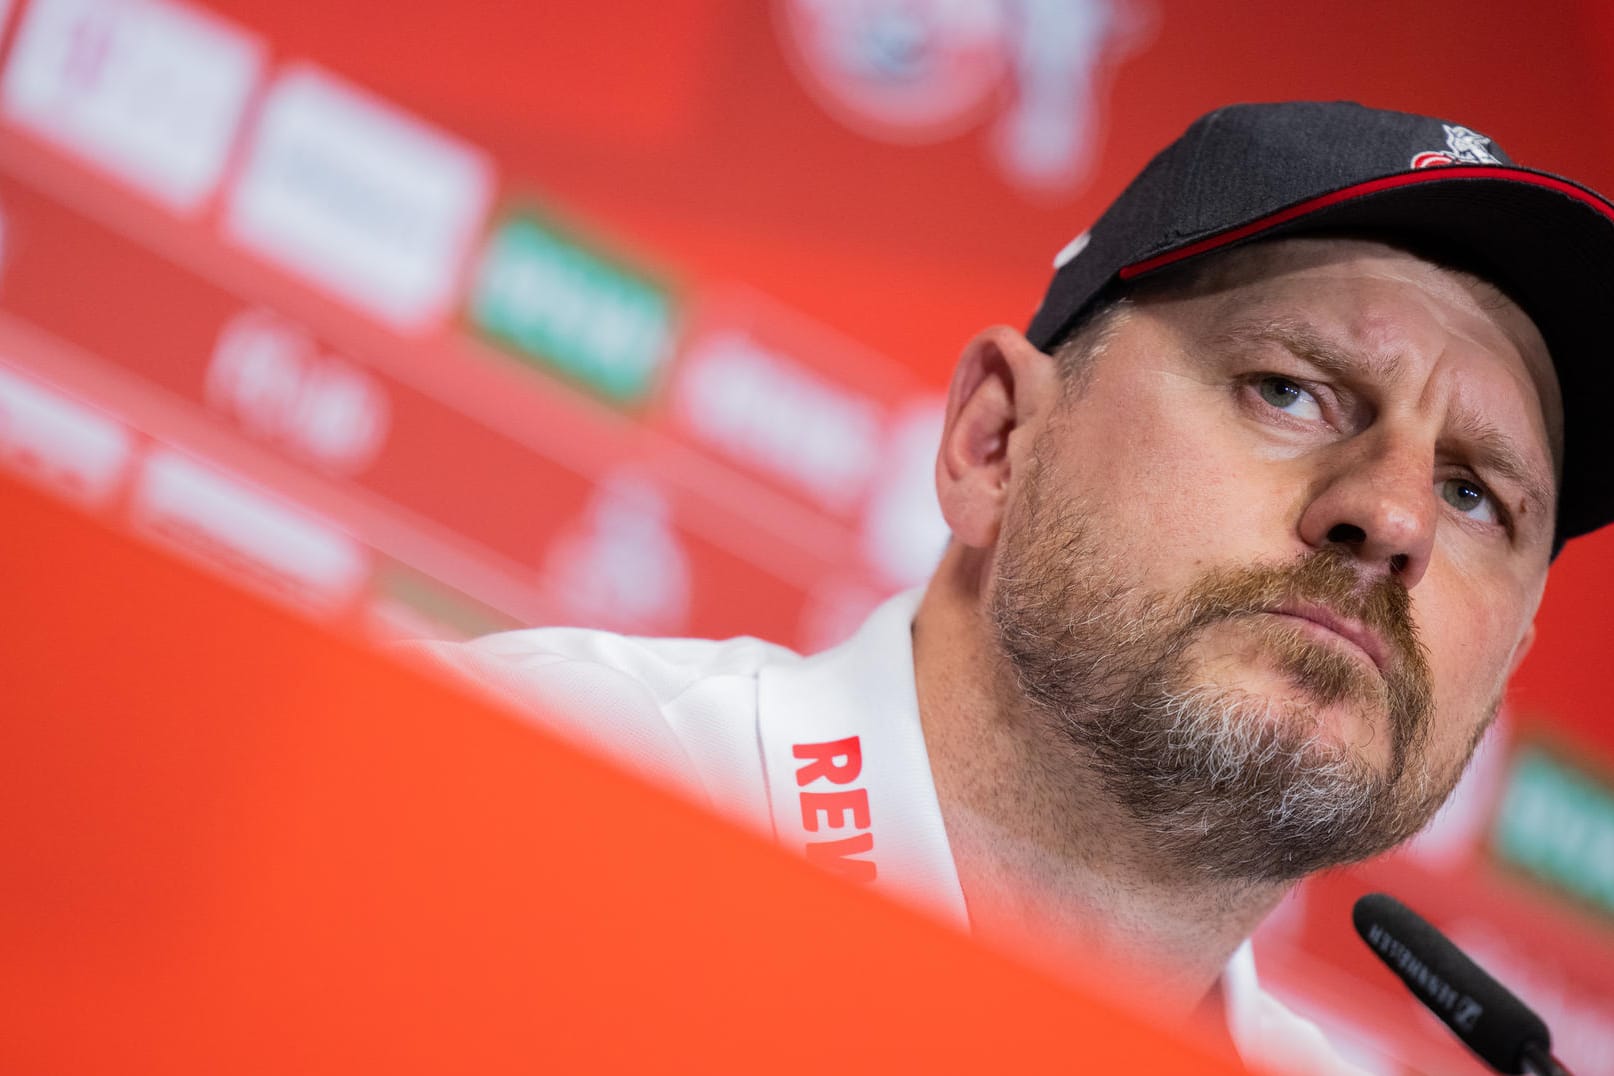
{"left": 409, "top": 102, "right": 1614, "bottom": 1071}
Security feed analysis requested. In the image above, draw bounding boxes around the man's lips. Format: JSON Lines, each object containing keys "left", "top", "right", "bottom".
{"left": 1266, "top": 600, "right": 1391, "bottom": 675}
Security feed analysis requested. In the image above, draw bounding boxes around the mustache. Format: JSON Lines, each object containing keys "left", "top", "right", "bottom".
{"left": 1170, "top": 548, "right": 1434, "bottom": 775}
{"left": 1177, "top": 548, "right": 1426, "bottom": 677}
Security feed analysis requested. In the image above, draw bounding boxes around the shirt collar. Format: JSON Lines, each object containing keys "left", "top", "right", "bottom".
{"left": 757, "top": 588, "right": 969, "bottom": 926}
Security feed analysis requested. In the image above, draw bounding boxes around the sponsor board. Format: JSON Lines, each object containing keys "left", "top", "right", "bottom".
{"left": 776, "top": 0, "right": 1148, "bottom": 193}
{"left": 225, "top": 63, "right": 494, "bottom": 331}
{"left": 1395, "top": 712, "right": 1512, "bottom": 871}
{"left": 130, "top": 445, "right": 369, "bottom": 617}
{"left": 797, "top": 577, "right": 885, "bottom": 652}
{"left": 673, "top": 328, "right": 882, "bottom": 514}
{"left": 778, "top": 0, "right": 1009, "bottom": 143}
{"left": 1492, "top": 746, "right": 1614, "bottom": 919}
{"left": 205, "top": 308, "right": 391, "bottom": 475}
{"left": 0, "top": 361, "right": 133, "bottom": 507}
{"left": 1450, "top": 923, "right": 1614, "bottom": 1076}
{"left": 366, "top": 562, "right": 522, "bottom": 643}
{"left": 670, "top": 309, "right": 886, "bottom": 517}
{"left": 539, "top": 472, "right": 691, "bottom": 635}
{"left": 860, "top": 398, "right": 947, "bottom": 587}
{"left": 468, "top": 213, "right": 675, "bottom": 403}
{"left": 1, "top": 0, "right": 263, "bottom": 211}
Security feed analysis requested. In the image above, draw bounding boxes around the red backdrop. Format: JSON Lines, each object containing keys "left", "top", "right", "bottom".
{"left": 2, "top": 2, "right": 1612, "bottom": 1072}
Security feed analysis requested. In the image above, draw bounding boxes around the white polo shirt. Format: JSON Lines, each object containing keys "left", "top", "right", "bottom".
{"left": 406, "top": 590, "right": 1365, "bottom": 1075}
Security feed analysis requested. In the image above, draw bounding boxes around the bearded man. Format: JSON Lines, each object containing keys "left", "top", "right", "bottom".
{"left": 409, "top": 102, "right": 1614, "bottom": 1073}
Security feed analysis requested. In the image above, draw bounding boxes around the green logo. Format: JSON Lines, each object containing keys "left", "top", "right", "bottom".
{"left": 1491, "top": 746, "right": 1614, "bottom": 919}
{"left": 469, "top": 215, "right": 674, "bottom": 402}
{"left": 373, "top": 564, "right": 521, "bottom": 641}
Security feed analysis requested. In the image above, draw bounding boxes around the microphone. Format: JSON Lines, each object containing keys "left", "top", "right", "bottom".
{"left": 1352, "top": 893, "right": 1573, "bottom": 1076}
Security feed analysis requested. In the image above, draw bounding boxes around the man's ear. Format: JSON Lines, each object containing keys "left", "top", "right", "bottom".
{"left": 935, "top": 325, "right": 1061, "bottom": 550}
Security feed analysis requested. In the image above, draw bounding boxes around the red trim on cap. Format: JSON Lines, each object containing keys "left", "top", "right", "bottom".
{"left": 1119, "top": 166, "right": 1614, "bottom": 279}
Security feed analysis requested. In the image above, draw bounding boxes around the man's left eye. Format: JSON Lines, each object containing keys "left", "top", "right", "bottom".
{"left": 1255, "top": 375, "right": 1323, "bottom": 421}
{"left": 1439, "top": 477, "right": 1500, "bottom": 524}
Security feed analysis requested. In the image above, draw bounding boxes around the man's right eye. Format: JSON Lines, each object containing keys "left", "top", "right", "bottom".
{"left": 1255, "top": 375, "right": 1322, "bottom": 421}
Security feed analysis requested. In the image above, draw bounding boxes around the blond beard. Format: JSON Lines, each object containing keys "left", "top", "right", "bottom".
{"left": 988, "top": 453, "right": 1484, "bottom": 882}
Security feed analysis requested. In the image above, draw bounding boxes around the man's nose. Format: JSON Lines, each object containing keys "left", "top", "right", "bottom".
{"left": 1297, "top": 433, "right": 1438, "bottom": 588}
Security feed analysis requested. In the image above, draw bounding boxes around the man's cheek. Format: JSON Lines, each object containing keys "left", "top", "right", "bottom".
{"left": 1418, "top": 595, "right": 1516, "bottom": 712}
{"left": 1112, "top": 432, "right": 1246, "bottom": 531}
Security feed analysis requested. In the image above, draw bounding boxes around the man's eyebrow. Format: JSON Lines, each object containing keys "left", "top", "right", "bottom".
{"left": 1212, "top": 318, "right": 1405, "bottom": 381}
{"left": 1445, "top": 409, "right": 1556, "bottom": 522}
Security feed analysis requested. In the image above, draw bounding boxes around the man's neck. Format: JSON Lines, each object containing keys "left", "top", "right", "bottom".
{"left": 910, "top": 556, "right": 1290, "bottom": 1017}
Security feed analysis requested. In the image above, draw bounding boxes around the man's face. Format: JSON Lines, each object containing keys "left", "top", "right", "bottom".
{"left": 990, "top": 238, "right": 1561, "bottom": 881}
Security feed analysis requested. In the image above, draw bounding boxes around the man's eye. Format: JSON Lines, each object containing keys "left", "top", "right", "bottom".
{"left": 1255, "top": 376, "right": 1322, "bottom": 421}
{"left": 1438, "top": 477, "right": 1500, "bottom": 525}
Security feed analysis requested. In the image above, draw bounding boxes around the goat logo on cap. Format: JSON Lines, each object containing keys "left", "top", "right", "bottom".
{"left": 1411, "top": 124, "right": 1503, "bottom": 169}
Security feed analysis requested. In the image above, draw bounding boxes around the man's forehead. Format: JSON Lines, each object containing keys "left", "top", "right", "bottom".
{"left": 1146, "top": 237, "right": 1564, "bottom": 468}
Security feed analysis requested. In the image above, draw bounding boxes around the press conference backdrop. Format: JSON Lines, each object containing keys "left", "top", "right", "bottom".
{"left": 1, "top": 1, "right": 1611, "bottom": 1071}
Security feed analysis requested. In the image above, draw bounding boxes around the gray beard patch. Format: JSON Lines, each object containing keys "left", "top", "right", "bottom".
{"left": 989, "top": 467, "right": 1463, "bottom": 883}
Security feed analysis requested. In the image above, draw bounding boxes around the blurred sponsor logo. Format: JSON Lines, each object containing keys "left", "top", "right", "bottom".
{"left": 225, "top": 64, "right": 493, "bottom": 331}
{"left": 1, "top": 0, "right": 263, "bottom": 211}
{"left": 777, "top": 0, "right": 1148, "bottom": 193}
{"left": 1492, "top": 747, "right": 1614, "bottom": 919}
{"left": 798, "top": 577, "right": 885, "bottom": 652}
{"left": 673, "top": 328, "right": 881, "bottom": 515}
{"left": 779, "top": 0, "right": 1007, "bottom": 141}
{"left": 540, "top": 473, "right": 690, "bottom": 634}
{"left": 1451, "top": 923, "right": 1614, "bottom": 1076}
{"left": 130, "top": 446, "right": 369, "bottom": 617}
{"left": 366, "top": 563, "right": 520, "bottom": 644}
{"left": 0, "top": 362, "right": 133, "bottom": 507}
{"left": 860, "top": 398, "right": 947, "bottom": 587}
{"left": 1396, "top": 711, "right": 1511, "bottom": 871}
{"left": 205, "top": 308, "right": 390, "bottom": 475}
{"left": 469, "top": 214, "right": 675, "bottom": 403}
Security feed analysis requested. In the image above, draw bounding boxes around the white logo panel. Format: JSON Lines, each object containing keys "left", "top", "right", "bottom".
{"left": 860, "top": 398, "right": 948, "bottom": 587}
{"left": 224, "top": 64, "right": 494, "bottom": 331}
{"left": 674, "top": 329, "right": 883, "bottom": 515}
{"left": 1, "top": 0, "right": 264, "bottom": 211}
{"left": 540, "top": 473, "right": 691, "bottom": 635}
{"left": 204, "top": 308, "right": 391, "bottom": 475}
{"left": 131, "top": 446, "right": 369, "bottom": 617}
{"left": 0, "top": 362, "right": 134, "bottom": 507}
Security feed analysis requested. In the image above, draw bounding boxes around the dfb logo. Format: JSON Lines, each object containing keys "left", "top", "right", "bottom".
{"left": 775, "top": 0, "right": 1150, "bottom": 194}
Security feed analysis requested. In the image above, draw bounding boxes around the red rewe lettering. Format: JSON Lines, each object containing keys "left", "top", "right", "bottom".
{"left": 804, "top": 832, "right": 876, "bottom": 884}
{"left": 800, "top": 788, "right": 870, "bottom": 832}
{"left": 793, "top": 737, "right": 876, "bottom": 882}
{"left": 791, "top": 736, "right": 862, "bottom": 786}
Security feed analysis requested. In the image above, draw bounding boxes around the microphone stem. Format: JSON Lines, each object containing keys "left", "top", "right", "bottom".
{"left": 1522, "top": 1042, "right": 1574, "bottom": 1076}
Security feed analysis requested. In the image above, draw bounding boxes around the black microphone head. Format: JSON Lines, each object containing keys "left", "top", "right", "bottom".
{"left": 1353, "top": 893, "right": 1550, "bottom": 1074}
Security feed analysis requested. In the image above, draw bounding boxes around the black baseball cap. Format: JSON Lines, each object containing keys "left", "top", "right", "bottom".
{"left": 1026, "top": 100, "right": 1614, "bottom": 553}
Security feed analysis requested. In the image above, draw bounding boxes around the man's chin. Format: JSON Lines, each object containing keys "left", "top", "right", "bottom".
{"left": 1177, "top": 642, "right": 1395, "bottom": 774}
{"left": 1181, "top": 667, "right": 1394, "bottom": 777}
{"left": 1103, "top": 674, "right": 1405, "bottom": 881}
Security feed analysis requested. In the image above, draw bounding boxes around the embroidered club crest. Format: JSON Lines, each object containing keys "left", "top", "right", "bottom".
{"left": 1411, "top": 124, "right": 1503, "bottom": 169}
